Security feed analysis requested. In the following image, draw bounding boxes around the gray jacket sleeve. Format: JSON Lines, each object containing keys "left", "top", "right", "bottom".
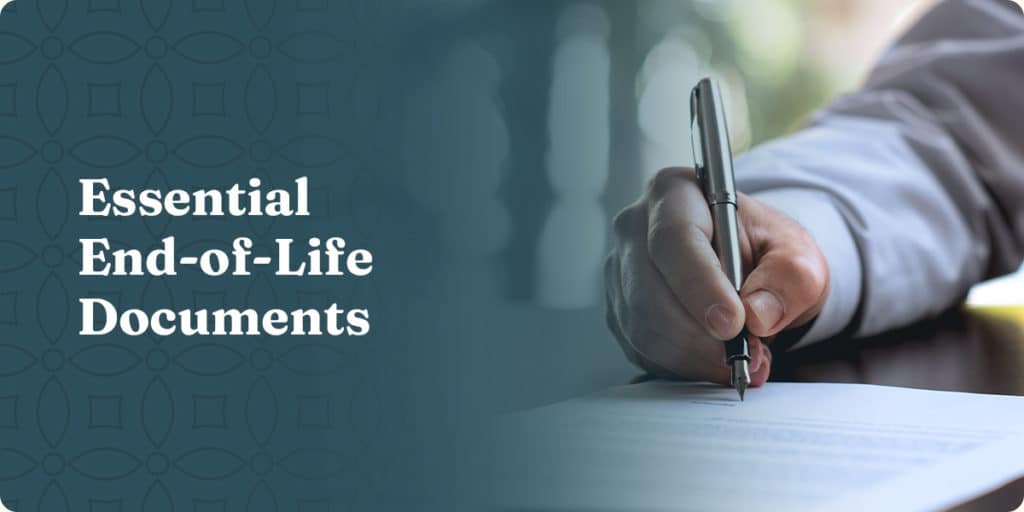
{"left": 734, "top": 0, "right": 1024, "bottom": 348}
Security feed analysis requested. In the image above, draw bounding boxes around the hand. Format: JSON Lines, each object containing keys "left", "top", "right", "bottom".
{"left": 605, "top": 167, "right": 829, "bottom": 386}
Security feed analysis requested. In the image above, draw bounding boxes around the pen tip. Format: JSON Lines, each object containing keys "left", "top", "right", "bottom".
{"left": 731, "top": 359, "right": 750, "bottom": 402}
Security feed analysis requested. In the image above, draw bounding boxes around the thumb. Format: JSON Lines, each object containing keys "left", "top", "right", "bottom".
{"left": 738, "top": 200, "right": 829, "bottom": 338}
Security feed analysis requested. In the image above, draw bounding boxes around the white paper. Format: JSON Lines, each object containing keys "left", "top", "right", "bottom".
{"left": 495, "top": 381, "right": 1024, "bottom": 512}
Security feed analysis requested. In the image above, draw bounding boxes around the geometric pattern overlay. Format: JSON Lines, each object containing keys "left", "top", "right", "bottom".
{"left": 0, "top": 0, "right": 432, "bottom": 509}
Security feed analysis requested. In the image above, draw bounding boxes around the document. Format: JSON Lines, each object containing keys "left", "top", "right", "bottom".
{"left": 495, "top": 382, "right": 1024, "bottom": 512}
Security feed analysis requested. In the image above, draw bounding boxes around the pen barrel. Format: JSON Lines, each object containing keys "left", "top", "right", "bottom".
{"left": 692, "top": 77, "right": 749, "bottom": 367}
{"left": 711, "top": 192, "right": 751, "bottom": 367}
{"left": 709, "top": 201, "right": 743, "bottom": 292}
{"left": 690, "top": 79, "right": 737, "bottom": 206}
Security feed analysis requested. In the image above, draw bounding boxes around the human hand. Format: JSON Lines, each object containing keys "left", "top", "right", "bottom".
{"left": 605, "top": 167, "right": 829, "bottom": 386}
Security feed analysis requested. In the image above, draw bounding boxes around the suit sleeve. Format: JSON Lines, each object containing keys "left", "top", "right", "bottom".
{"left": 734, "top": 0, "right": 1024, "bottom": 347}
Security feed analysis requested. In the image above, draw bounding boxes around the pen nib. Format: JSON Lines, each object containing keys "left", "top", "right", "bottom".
{"left": 731, "top": 359, "right": 750, "bottom": 402}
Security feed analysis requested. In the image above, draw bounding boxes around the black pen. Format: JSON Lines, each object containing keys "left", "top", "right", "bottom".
{"left": 690, "top": 77, "right": 751, "bottom": 401}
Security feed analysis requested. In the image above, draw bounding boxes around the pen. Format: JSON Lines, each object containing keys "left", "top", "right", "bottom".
{"left": 689, "top": 77, "right": 751, "bottom": 401}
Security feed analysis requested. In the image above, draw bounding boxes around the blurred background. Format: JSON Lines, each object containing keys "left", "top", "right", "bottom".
{"left": 398, "top": 0, "right": 1024, "bottom": 409}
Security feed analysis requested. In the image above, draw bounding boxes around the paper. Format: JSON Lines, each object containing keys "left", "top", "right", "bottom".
{"left": 495, "top": 381, "right": 1024, "bottom": 512}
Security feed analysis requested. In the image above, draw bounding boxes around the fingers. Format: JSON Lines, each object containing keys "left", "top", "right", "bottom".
{"left": 644, "top": 168, "right": 745, "bottom": 340}
{"left": 606, "top": 169, "right": 814, "bottom": 388}
{"left": 607, "top": 202, "right": 735, "bottom": 385}
{"left": 738, "top": 196, "right": 829, "bottom": 338}
{"left": 747, "top": 337, "right": 772, "bottom": 387}
{"left": 613, "top": 236, "right": 733, "bottom": 385}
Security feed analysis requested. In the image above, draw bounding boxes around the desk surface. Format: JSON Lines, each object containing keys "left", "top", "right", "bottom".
{"left": 772, "top": 306, "right": 1024, "bottom": 396}
{"left": 772, "top": 306, "right": 1024, "bottom": 512}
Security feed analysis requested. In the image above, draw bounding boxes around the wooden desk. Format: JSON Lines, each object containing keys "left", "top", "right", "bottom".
{"left": 772, "top": 306, "right": 1024, "bottom": 512}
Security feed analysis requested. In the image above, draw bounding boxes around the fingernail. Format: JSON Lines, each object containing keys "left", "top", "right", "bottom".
{"left": 747, "top": 290, "right": 784, "bottom": 330}
{"left": 705, "top": 304, "right": 735, "bottom": 339}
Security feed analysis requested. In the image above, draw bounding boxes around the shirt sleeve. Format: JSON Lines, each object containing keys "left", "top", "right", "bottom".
{"left": 734, "top": 0, "right": 1024, "bottom": 346}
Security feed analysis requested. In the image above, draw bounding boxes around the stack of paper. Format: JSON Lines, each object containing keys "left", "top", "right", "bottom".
{"left": 495, "top": 382, "right": 1024, "bottom": 511}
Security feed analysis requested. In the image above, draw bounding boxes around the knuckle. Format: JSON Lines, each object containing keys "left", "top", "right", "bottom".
{"left": 623, "top": 322, "right": 651, "bottom": 354}
{"left": 622, "top": 280, "right": 650, "bottom": 317}
{"left": 647, "top": 167, "right": 692, "bottom": 198}
{"left": 611, "top": 210, "right": 628, "bottom": 237}
{"left": 645, "top": 220, "right": 670, "bottom": 257}
{"left": 606, "top": 315, "right": 641, "bottom": 367}
{"left": 605, "top": 300, "right": 623, "bottom": 340}
{"left": 608, "top": 281, "right": 648, "bottom": 346}
{"left": 784, "top": 253, "right": 829, "bottom": 296}
{"left": 645, "top": 217, "right": 678, "bottom": 255}
{"left": 617, "top": 336, "right": 646, "bottom": 370}
{"left": 606, "top": 295, "right": 645, "bottom": 369}
{"left": 603, "top": 252, "right": 617, "bottom": 280}
{"left": 612, "top": 205, "right": 640, "bottom": 238}
{"left": 619, "top": 295, "right": 651, "bottom": 341}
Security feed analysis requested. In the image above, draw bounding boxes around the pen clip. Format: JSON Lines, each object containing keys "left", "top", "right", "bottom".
{"left": 690, "top": 86, "right": 708, "bottom": 198}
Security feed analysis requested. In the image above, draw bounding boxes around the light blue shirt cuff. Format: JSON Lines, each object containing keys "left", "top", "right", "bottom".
{"left": 748, "top": 189, "right": 863, "bottom": 349}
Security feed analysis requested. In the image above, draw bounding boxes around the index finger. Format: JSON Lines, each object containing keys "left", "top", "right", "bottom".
{"left": 645, "top": 168, "right": 745, "bottom": 340}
